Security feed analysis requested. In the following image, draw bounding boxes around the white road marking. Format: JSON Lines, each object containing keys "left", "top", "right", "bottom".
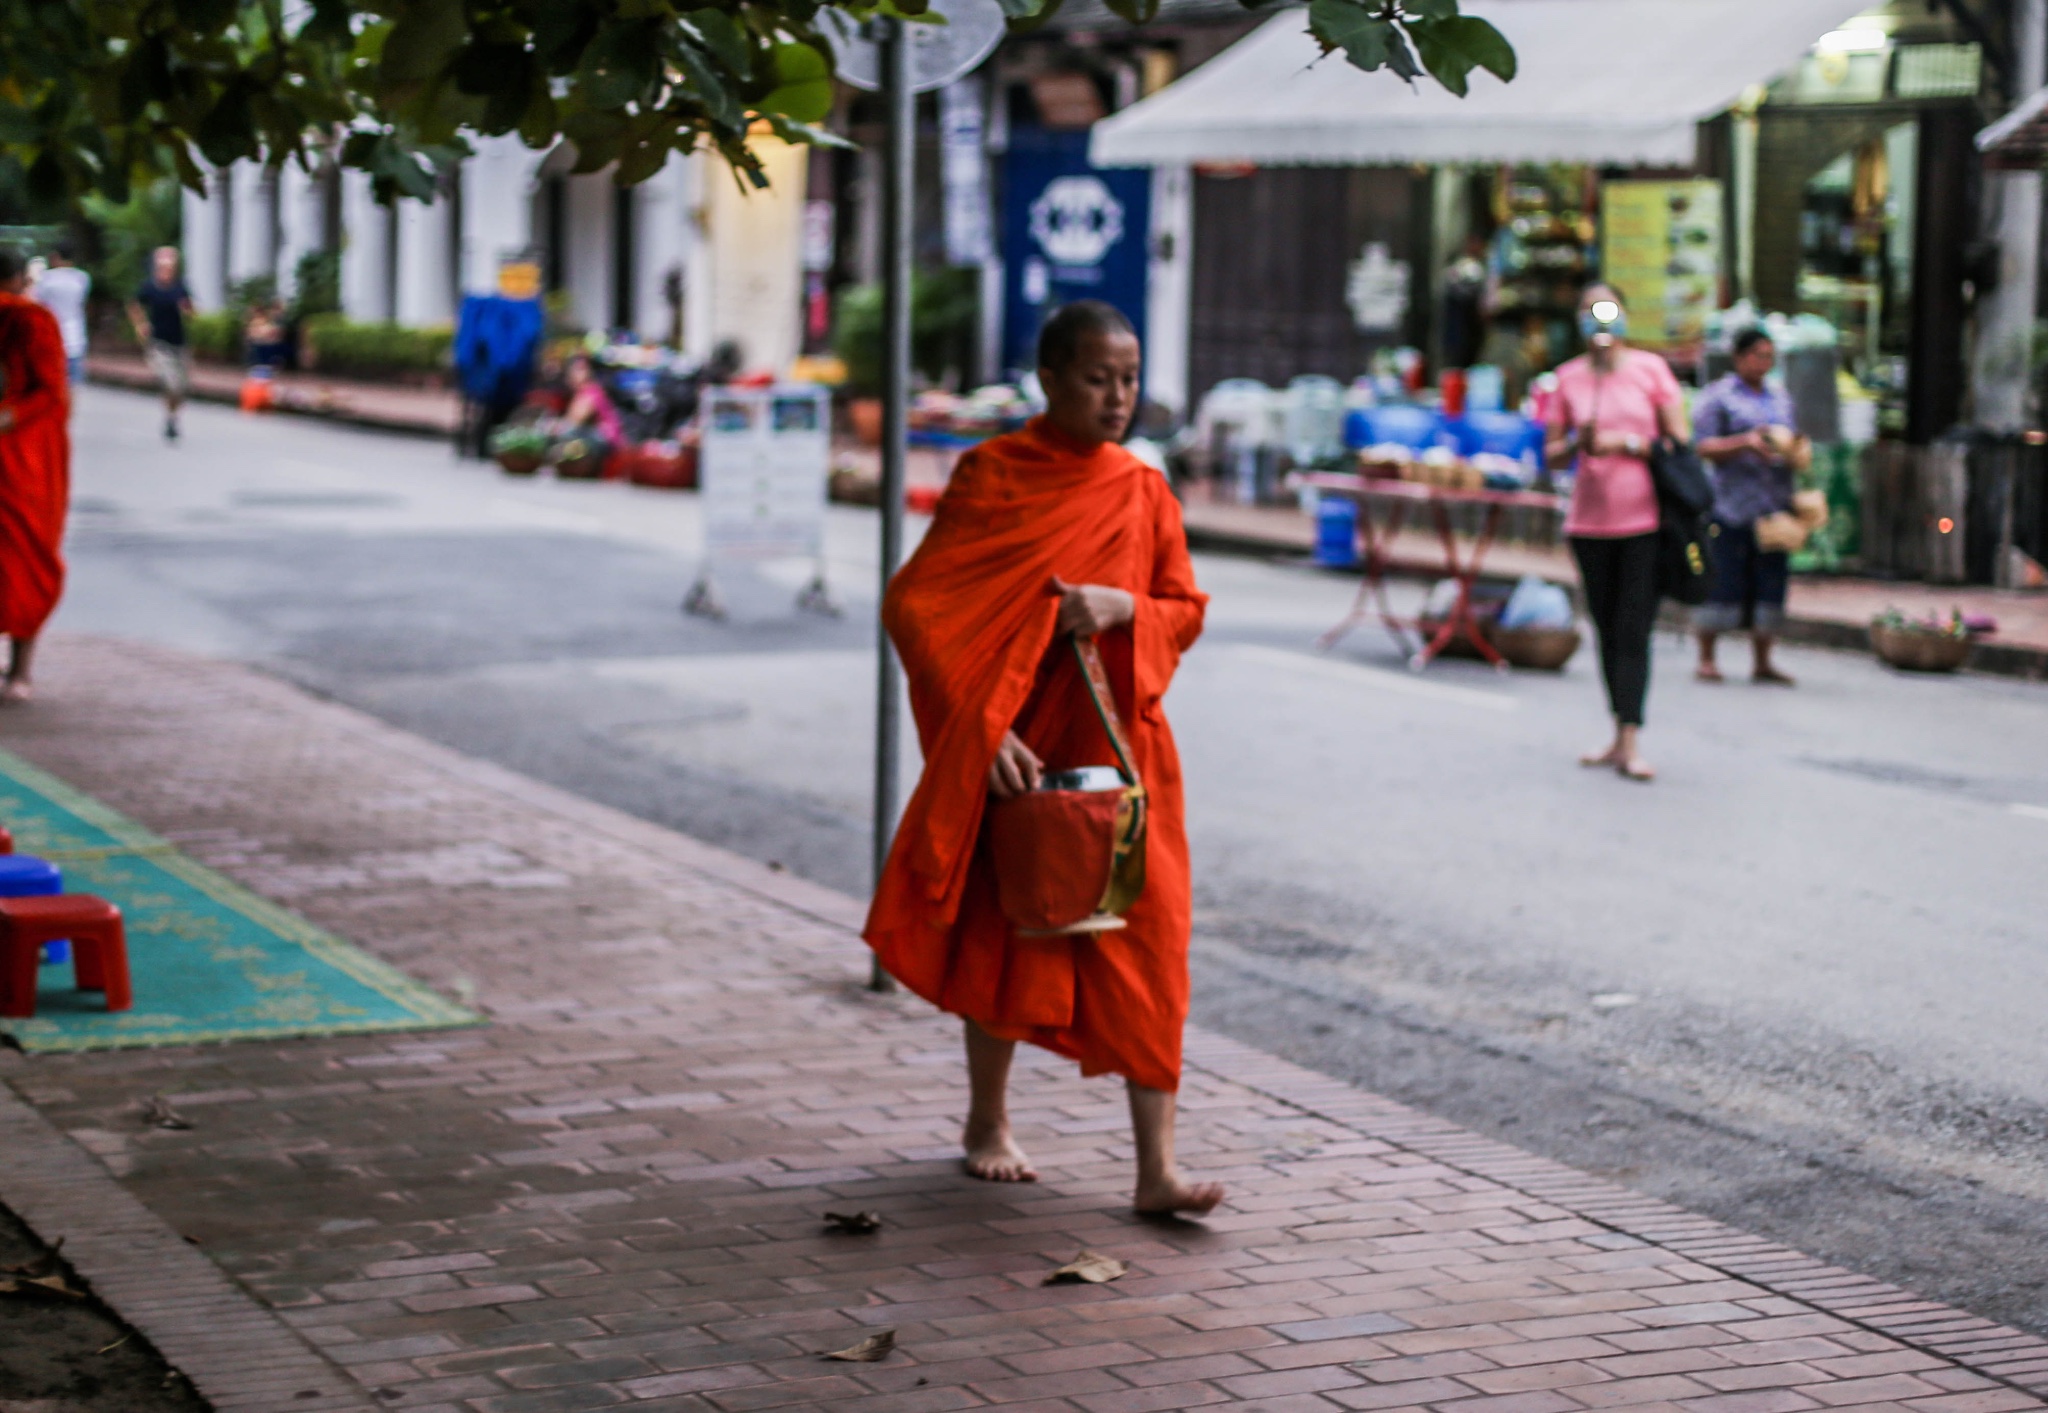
{"left": 2010, "top": 803, "right": 2048, "bottom": 822}
{"left": 1217, "top": 642, "right": 1519, "bottom": 713}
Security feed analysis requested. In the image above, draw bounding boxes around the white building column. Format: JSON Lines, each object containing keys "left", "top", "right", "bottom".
{"left": 395, "top": 194, "right": 456, "bottom": 326}
{"left": 340, "top": 170, "right": 394, "bottom": 322}
{"left": 1972, "top": 0, "right": 2046, "bottom": 431}
{"left": 226, "top": 162, "right": 275, "bottom": 288}
{"left": 275, "top": 161, "right": 323, "bottom": 302}
{"left": 681, "top": 154, "right": 716, "bottom": 360}
{"left": 705, "top": 138, "right": 807, "bottom": 373}
{"left": 633, "top": 155, "right": 696, "bottom": 344}
{"left": 182, "top": 172, "right": 228, "bottom": 310}
{"left": 461, "top": 137, "right": 543, "bottom": 295}
{"left": 562, "top": 170, "right": 615, "bottom": 334}
{"left": 1144, "top": 164, "right": 1193, "bottom": 418}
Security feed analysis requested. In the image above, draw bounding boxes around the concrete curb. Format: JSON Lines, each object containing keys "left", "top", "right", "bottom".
{"left": 1189, "top": 522, "right": 2048, "bottom": 682}
{"left": 85, "top": 362, "right": 458, "bottom": 439}
{"left": 0, "top": 1075, "right": 379, "bottom": 1412}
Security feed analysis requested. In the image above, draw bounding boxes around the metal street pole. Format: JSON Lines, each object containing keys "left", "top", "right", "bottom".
{"left": 870, "top": 17, "right": 913, "bottom": 992}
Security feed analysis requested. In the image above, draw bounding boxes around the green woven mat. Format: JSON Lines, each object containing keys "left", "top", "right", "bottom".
{"left": 0, "top": 749, "right": 480, "bottom": 1052}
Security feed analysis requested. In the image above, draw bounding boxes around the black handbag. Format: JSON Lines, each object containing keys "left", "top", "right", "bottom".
{"left": 1649, "top": 436, "right": 1713, "bottom": 605}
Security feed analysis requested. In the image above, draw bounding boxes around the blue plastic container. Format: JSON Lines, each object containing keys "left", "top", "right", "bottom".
{"left": 1314, "top": 496, "right": 1360, "bottom": 568}
{"left": 0, "top": 855, "right": 66, "bottom": 964}
{"left": 1361, "top": 405, "right": 1450, "bottom": 453}
{"left": 1449, "top": 410, "right": 1544, "bottom": 461}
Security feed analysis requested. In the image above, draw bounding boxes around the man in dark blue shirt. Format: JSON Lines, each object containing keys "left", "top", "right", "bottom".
{"left": 126, "top": 246, "right": 193, "bottom": 441}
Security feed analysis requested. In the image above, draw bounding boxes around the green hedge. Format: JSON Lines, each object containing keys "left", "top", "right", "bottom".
{"left": 301, "top": 314, "right": 453, "bottom": 377}
{"left": 184, "top": 312, "right": 238, "bottom": 363}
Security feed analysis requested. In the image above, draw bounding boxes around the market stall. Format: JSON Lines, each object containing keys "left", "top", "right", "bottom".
{"left": 1303, "top": 472, "right": 1567, "bottom": 670}
{"left": 1089, "top": 0, "right": 1989, "bottom": 593}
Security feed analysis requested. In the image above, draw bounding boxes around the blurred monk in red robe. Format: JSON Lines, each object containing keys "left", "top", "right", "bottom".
{"left": 865, "top": 301, "right": 1220, "bottom": 1215}
{"left": 0, "top": 248, "right": 70, "bottom": 701}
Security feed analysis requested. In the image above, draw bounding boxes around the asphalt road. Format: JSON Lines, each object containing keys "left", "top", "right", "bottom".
{"left": 49, "top": 386, "right": 2048, "bottom": 1337}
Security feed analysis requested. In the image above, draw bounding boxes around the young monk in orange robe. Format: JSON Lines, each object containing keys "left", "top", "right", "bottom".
{"left": 865, "top": 301, "right": 1221, "bottom": 1215}
{"left": 0, "top": 249, "right": 71, "bottom": 701}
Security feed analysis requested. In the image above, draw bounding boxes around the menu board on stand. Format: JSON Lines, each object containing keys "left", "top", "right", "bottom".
{"left": 683, "top": 384, "right": 838, "bottom": 620}
{"left": 1600, "top": 180, "right": 1724, "bottom": 353}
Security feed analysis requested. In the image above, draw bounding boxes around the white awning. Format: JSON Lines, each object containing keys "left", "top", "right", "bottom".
{"left": 1978, "top": 84, "right": 2048, "bottom": 168}
{"left": 1091, "top": 0, "right": 1874, "bottom": 168}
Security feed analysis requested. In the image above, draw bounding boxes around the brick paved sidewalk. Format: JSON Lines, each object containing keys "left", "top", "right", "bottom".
{"left": 3, "top": 635, "right": 2047, "bottom": 1413}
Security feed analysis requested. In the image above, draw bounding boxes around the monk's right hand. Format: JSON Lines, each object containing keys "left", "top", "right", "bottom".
{"left": 988, "top": 731, "right": 1044, "bottom": 799}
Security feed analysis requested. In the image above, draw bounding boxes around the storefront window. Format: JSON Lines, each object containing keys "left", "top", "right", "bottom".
{"left": 1795, "top": 119, "right": 1916, "bottom": 409}
{"left": 1480, "top": 165, "right": 1595, "bottom": 405}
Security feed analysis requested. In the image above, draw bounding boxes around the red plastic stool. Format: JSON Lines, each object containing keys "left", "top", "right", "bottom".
{"left": 0, "top": 895, "right": 129, "bottom": 1017}
{"left": 0, "top": 825, "right": 13, "bottom": 853}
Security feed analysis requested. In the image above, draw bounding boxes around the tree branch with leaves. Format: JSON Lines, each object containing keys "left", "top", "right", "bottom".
{"left": 0, "top": 0, "right": 1513, "bottom": 209}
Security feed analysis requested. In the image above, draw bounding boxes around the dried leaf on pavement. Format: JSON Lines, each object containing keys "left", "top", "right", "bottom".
{"left": 141, "top": 1094, "right": 193, "bottom": 1130}
{"left": 822, "top": 1329, "right": 897, "bottom": 1362}
{"left": 0, "top": 1272, "right": 89, "bottom": 1300}
{"left": 822, "top": 1210, "right": 882, "bottom": 1234}
{"left": 1, "top": 1228, "right": 87, "bottom": 1302}
{"left": 1044, "top": 1250, "right": 1127, "bottom": 1285}
{"left": 0, "top": 1244, "right": 88, "bottom": 1303}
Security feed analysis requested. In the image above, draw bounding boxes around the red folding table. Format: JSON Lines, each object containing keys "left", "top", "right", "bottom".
{"left": 1301, "top": 472, "right": 1565, "bottom": 670}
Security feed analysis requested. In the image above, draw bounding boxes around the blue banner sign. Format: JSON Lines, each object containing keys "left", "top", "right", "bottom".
{"left": 1001, "top": 127, "right": 1150, "bottom": 376}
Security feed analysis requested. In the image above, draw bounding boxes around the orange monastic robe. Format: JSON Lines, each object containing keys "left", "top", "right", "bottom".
{"left": 864, "top": 418, "right": 1207, "bottom": 1093}
{"left": 0, "top": 293, "right": 69, "bottom": 639}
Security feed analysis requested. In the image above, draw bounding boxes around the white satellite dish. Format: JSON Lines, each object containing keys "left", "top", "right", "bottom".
{"left": 821, "top": 0, "right": 1008, "bottom": 93}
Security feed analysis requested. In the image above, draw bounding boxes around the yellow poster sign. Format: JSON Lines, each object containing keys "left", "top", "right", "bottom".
{"left": 1599, "top": 180, "right": 1723, "bottom": 350}
{"left": 497, "top": 258, "right": 542, "bottom": 301}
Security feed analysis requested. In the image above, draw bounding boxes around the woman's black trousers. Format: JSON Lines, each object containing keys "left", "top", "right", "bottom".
{"left": 1570, "top": 532, "right": 1660, "bottom": 728}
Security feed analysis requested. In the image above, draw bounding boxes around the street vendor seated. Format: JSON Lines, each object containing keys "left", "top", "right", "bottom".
{"left": 549, "top": 353, "right": 624, "bottom": 457}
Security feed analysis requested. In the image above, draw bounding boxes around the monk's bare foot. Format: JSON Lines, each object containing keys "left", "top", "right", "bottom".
{"left": 1753, "top": 666, "right": 1795, "bottom": 686}
{"left": 963, "top": 1122, "right": 1037, "bottom": 1183}
{"left": 1134, "top": 1174, "right": 1225, "bottom": 1217}
{"left": 1617, "top": 755, "right": 1655, "bottom": 782}
{"left": 1, "top": 678, "right": 32, "bottom": 704}
{"left": 1695, "top": 662, "right": 1724, "bottom": 682}
{"left": 1579, "top": 743, "right": 1623, "bottom": 768}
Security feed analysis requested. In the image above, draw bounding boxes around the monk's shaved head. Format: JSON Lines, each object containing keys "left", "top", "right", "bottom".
{"left": 1037, "top": 300, "right": 1136, "bottom": 375}
{"left": 1036, "top": 301, "right": 1141, "bottom": 447}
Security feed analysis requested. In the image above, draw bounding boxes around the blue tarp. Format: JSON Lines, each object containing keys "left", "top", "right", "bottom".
{"left": 454, "top": 295, "right": 544, "bottom": 406}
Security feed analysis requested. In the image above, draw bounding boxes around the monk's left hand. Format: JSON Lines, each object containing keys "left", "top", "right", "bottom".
{"left": 1051, "top": 577, "right": 1135, "bottom": 637}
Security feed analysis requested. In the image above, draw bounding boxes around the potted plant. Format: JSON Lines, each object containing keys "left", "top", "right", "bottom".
{"left": 627, "top": 435, "right": 699, "bottom": 490}
{"left": 1870, "top": 608, "right": 1972, "bottom": 672}
{"left": 490, "top": 424, "right": 550, "bottom": 476}
{"left": 832, "top": 269, "right": 981, "bottom": 449}
{"left": 553, "top": 434, "right": 606, "bottom": 480}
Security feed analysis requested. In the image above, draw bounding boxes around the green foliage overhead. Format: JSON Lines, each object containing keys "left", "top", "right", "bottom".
{"left": 1, "top": 0, "right": 1513, "bottom": 210}
{"left": 82, "top": 176, "right": 185, "bottom": 307}
{"left": 1307, "top": 0, "right": 1514, "bottom": 96}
